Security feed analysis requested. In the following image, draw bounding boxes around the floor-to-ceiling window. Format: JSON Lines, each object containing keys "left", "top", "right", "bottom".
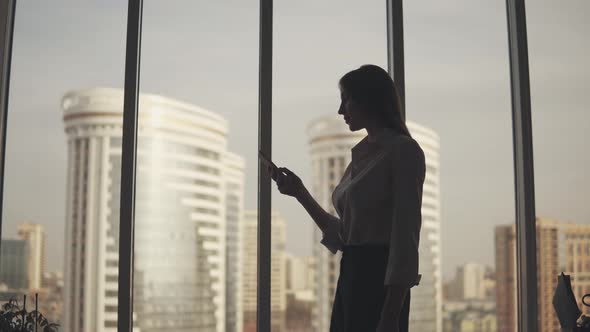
{"left": 0, "top": 2, "right": 127, "bottom": 331}
{"left": 1, "top": 1, "right": 585, "bottom": 332}
{"left": 528, "top": 1, "right": 590, "bottom": 332}
{"left": 271, "top": 1, "right": 386, "bottom": 331}
{"left": 405, "top": 2, "right": 515, "bottom": 331}
{"left": 133, "top": 2, "right": 258, "bottom": 331}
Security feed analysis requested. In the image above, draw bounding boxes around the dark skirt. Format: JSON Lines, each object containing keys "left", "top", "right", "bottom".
{"left": 329, "top": 245, "right": 411, "bottom": 332}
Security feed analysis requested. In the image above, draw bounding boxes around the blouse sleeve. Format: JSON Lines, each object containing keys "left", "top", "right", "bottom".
{"left": 384, "top": 138, "right": 426, "bottom": 286}
{"left": 320, "top": 214, "right": 343, "bottom": 254}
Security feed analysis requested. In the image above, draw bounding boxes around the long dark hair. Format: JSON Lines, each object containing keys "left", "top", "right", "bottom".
{"left": 339, "top": 64, "right": 411, "bottom": 137}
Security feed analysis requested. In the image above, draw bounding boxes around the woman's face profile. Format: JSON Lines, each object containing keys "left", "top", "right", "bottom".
{"left": 338, "top": 89, "right": 367, "bottom": 132}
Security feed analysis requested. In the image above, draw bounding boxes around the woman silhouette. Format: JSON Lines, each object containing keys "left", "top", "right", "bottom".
{"left": 269, "top": 64, "right": 426, "bottom": 332}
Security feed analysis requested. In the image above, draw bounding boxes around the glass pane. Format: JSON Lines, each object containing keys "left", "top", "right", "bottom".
{"left": 273, "top": 1, "right": 387, "bottom": 331}
{"left": 135, "top": 1, "right": 258, "bottom": 331}
{"left": 529, "top": 2, "right": 590, "bottom": 331}
{"left": 405, "top": 2, "right": 515, "bottom": 331}
{"left": 0, "top": 2, "right": 127, "bottom": 331}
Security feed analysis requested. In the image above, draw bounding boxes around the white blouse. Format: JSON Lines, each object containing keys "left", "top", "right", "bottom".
{"left": 320, "top": 128, "right": 426, "bottom": 286}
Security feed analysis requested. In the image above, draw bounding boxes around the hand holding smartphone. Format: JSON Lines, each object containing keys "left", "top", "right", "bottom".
{"left": 259, "top": 150, "right": 281, "bottom": 180}
{"left": 259, "top": 151, "right": 304, "bottom": 198}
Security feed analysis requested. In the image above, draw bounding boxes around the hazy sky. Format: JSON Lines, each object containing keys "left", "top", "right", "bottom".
{"left": 1, "top": 1, "right": 588, "bottom": 280}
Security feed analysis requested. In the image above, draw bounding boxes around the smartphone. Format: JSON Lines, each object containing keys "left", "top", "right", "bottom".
{"left": 259, "top": 150, "right": 282, "bottom": 179}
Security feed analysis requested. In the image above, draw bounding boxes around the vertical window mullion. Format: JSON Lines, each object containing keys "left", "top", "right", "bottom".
{"left": 0, "top": 0, "right": 16, "bottom": 245}
{"left": 386, "top": 0, "right": 406, "bottom": 120}
{"left": 505, "top": 0, "right": 538, "bottom": 331}
{"left": 117, "top": 1, "right": 143, "bottom": 331}
{"left": 258, "top": 0, "right": 273, "bottom": 332}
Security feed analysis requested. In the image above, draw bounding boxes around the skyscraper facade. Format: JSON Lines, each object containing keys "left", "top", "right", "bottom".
{"left": 306, "top": 115, "right": 442, "bottom": 332}
{"left": 495, "top": 218, "right": 562, "bottom": 332}
{"left": 448, "top": 263, "right": 487, "bottom": 301}
{"left": 409, "top": 122, "right": 443, "bottom": 332}
{"left": 241, "top": 211, "right": 257, "bottom": 332}
{"left": 0, "top": 239, "right": 28, "bottom": 290}
{"left": 224, "top": 152, "right": 245, "bottom": 332}
{"left": 242, "top": 210, "right": 287, "bottom": 332}
{"left": 17, "top": 223, "right": 45, "bottom": 290}
{"left": 564, "top": 224, "right": 590, "bottom": 317}
{"left": 285, "top": 254, "right": 314, "bottom": 293}
{"left": 285, "top": 255, "right": 315, "bottom": 331}
{"left": 536, "top": 219, "right": 562, "bottom": 332}
{"left": 494, "top": 224, "right": 517, "bottom": 332}
{"left": 39, "top": 271, "right": 64, "bottom": 325}
{"left": 62, "top": 88, "right": 241, "bottom": 332}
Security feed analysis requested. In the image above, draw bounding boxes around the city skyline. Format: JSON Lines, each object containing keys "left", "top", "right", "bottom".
{"left": 0, "top": 218, "right": 314, "bottom": 331}
{"left": 1, "top": 0, "right": 588, "bottom": 286}
{"left": 5, "top": 215, "right": 590, "bottom": 331}
{"left": 494, "top": 218, "right": 590, "bottom": 332}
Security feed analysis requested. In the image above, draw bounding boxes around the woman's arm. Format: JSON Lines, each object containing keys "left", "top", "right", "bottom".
{"left": 378, "top": 138, "right": 426, "bottom": 330}
{"left": 295, "top": 183, "right": 339, "bottom": 233}
{"left": 383, "top": 138, "right": 425, "bottom": 285}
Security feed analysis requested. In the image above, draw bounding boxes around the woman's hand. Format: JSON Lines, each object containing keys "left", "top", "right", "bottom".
{"left": 268, "top": 166, "right": 305, "bottom": 199}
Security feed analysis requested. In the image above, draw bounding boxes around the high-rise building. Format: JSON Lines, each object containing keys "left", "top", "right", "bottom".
{"left": 482, "top": 268, "right": 496, "bottom": 299}
{"left": 494, "top": 224, "right": 516, "bottom": 332}
{"left": 495, "top": 218, "right": 562, "bottom": 332}
{"left": 537, "top": 219, "right": 562, "bottom": 332}
{"left": 0, "top": 239, "right": 28, "bottom": 290}
{"left": 37, "top": 271, "right": 64, "bottom": 324}
{"left": 447, "top": 263, "right": 487, "bottom": 301}
{"left": 285, "top": 254, "right": 315, "bottom": 331}
{"left": 62, "top": 88, "right": 242, "bottom": 332}
{"left": 443, "top": 264, "right": 496, "bottom": 332}
{"left": 17, "top": 223, "right": 45, "bottom": 290}
{"left": 408, "top": 123, "right": 443, "bottom": 332}
{"left": 242, "top": 210, "right": 287, "bottom": 332}
{"left": 564, "top": 224, "right": 590, "bottom": 317}
{"left": 285, "top": 254, "right": 314, "bottom": 292}
{"left": 224, "top": 152, "right": 245, "bottom": 332}
{"left": 306, "top": 115, "right": 442, "bottom": 332}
